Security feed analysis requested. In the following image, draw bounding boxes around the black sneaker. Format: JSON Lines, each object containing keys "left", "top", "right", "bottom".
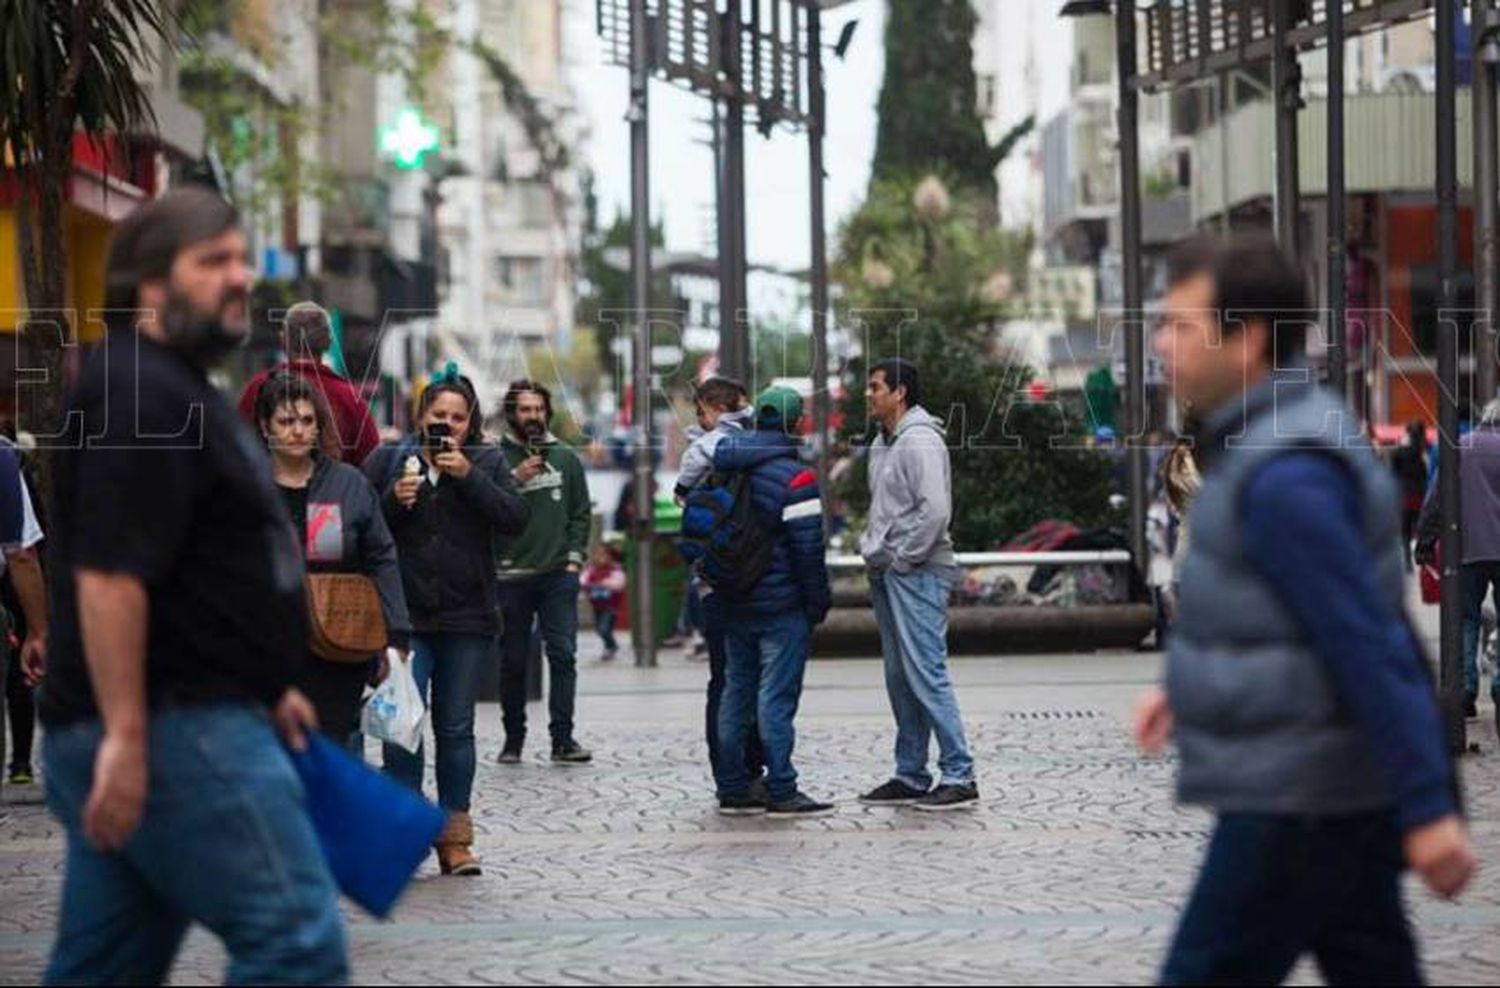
{"left": 858, "top": 779, "right": 929, "bottom": 806}
{"left": 913, "top": 782, "right": 980, "bottom": 812}
{"left": 717, "top": 791, "right": 768, "bottom": 816}
{"left": 551, "top": 741, "right": 593, "bottom": 764}
{"left": 496, "top": 746, "right": 523, "bottom": 765}
{"left": 766, "top": 791, "right": 836, "bottom": 818}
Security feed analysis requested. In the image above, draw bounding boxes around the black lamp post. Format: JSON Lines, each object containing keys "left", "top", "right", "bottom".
{"left": 1059, "top": 0, "right": 1148, "bottom": 577}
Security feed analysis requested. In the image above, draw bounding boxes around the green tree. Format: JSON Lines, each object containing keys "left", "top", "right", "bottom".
{"left": 872, "top": 0, "right": 1034, "bottom": 210}
{"left": 0, "top": 0, "right": 177, "bottom": 449}
{"left": 835, "top": 176, "right": 1113, "bottom": 550}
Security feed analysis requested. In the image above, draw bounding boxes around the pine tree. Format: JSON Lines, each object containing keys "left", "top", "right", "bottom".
{"left": 871, "top": 0, "right": 1034, "bottom": 210}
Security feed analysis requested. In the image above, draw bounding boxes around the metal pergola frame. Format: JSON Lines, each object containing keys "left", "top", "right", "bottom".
{"left": 1086, "top": 0, "right": 1489, "bottom": 751}
{"left": 602, "top": 1, "right": 840, "bottom": 667}
{"left": 1137, "top": 1, "right": 1435, "bottom": 90}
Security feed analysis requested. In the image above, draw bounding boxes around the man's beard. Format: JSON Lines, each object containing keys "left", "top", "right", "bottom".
{"left": 512, "top": 418, "right": 546, "bottom": 442}
{"left": 158, "top": 290, "right": 250, "bottom": 365}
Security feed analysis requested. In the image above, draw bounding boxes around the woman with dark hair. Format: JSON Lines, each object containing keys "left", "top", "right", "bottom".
{"left": 363, "top": 363, "right": 529, "bottom": 876}
{"left": 254, "top": 373, "right": 411, "bottom": 744}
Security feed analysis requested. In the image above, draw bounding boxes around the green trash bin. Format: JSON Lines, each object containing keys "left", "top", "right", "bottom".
{"left": 627, "top": 498, "right": 687, "bottom": 648}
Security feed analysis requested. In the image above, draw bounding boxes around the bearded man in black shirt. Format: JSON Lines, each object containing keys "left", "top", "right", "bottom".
{"left": 35, "top": 187, "right": 347, "bottom": 985}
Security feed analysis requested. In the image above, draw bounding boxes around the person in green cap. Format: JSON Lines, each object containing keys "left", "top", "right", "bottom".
{"left": 702, "top": 385, "right": 834, "bottom": 817}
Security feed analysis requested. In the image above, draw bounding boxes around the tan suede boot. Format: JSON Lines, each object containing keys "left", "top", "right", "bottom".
{"left": 434, "top": 811, "right": 481, "bottom": 876}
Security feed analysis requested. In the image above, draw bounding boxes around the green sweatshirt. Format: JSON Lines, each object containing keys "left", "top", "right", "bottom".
{"left": 494, "top": 431, "right": 592, "bottom": 577}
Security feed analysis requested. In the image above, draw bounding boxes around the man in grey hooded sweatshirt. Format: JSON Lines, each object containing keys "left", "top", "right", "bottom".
{"left": 857, "top": 359, "right": 978, "bottom": 811}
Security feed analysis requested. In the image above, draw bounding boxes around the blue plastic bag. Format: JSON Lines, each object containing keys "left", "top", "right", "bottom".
{"left": 291, "top": 733, "right": 446, "bottom": 918}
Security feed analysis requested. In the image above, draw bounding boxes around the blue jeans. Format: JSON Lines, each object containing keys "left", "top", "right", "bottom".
{"left": 498, "top": 571, "right": 581, "bottom": 749}
{"left": 1162, "top": 812, "right": 1420, "bottom": 986}
{"left": 704, "top": 592, "right": 763, "bottom": 794}
{"left": 596, "top": 608, "right": 618, "bottom": 652}
{"left": 870, "top": 567, "right": 974, "bottom": 788}
{"left": 1460, "top": 561, "right": 1500, "bottom": 701}
{"left": 678, "top": 575, "right": 704, "bottom": 636}
{"left": 718, "top": 610, "right": 812, "bottom": 801}
{"left": 383, "top": 631, "right": 490, "bottom": 813}
{"left": 42, "top": 705, "right": 347, "bottom": 986}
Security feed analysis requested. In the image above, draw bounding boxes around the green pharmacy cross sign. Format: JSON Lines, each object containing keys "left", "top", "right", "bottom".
{"left": 380, "top": 108, "right": 440, "bottom": 170}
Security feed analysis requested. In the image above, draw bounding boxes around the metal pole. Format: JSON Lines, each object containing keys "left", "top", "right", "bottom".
{"left": 1271, "top": 0, "right": 1302, "bottom": 256}
{"left": 713, "top": 95, "right": 734, "bottom": 373}
{"left": 1218, "top": 72, "right": 1230, "bottom": 236}
{"left": 1116, "top": 0, "right": 1147, "bottom": 572}
{"left": 809, "top": 3, "right": 831, "bottom": 524}
{"left": 629, "top": 0, "right": 657, "bottom": 668}
{"left": 1327, "top": 0, "right": 1347, "bottom": 401}
{"left": 1476, "top": 2, "right": 1500, "bottom": 405}
{"left": 721, "top": 2, "right": 750, "bottom": 382}
{"left": 1437, "top": 0, "right": 1465, "bottom": 751}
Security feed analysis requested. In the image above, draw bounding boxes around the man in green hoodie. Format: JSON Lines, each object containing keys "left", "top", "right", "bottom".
{"left": 495, "top": 380, "right": 594, "bottom": 764}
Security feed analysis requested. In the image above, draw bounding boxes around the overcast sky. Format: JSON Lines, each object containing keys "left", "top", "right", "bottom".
{"left": 567, "top": 0, "right": 883, "bottom": 273}
{"left": 566, "top": 0, "right": 1073, "bottom": 272}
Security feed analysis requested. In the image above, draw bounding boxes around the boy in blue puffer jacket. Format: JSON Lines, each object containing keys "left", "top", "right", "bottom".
{"left": 708, "top": 386, "right": 833, "bottom": 818}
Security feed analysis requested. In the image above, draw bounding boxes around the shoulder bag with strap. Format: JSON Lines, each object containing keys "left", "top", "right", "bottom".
{"left": 306, "top": 573, "right": 387, "bottom": 663}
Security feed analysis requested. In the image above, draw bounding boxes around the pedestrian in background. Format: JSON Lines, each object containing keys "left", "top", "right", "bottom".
{"left": 39, "top": 187, "right": 346, "bottom": 984}
{"left": 237, "top": 300, "right": 381, "bottom": 466}
{"left": 495, "top": 380, "right": 595, "bottom": 765}
{"left": 580, "top": 542, "right": 626, "bottom": 662}
{"left": 857, "top": 359, "right": 978, "bottom": 812}
{"left": 365, "top": 366, "right": 529, "bottom": 876}
{"left": 1137, "top": 234, "right": 1472, "bottom": 985}
{"left": 708, "top": 387, "right": 832, "bottom": 817}
{"left": 674, "top": 377, "right": 754, "bottom": 503}
{"left": 1418, "top": 398, "right": 1500, "bottom": 724}
{"left": 1155, "top": 432, "right": 1201, "bottom": 638}
{"left": 1393, "top": 419, "right": 1429, "bottom": 571}
{"left": 255, "top": 373, "right": 412, "bottom": 742}
{"left": 678, "top": 376, "right": 765, "bottom": 800}
{"left": 2, "top": 425, "right": 46, "bottom": 791}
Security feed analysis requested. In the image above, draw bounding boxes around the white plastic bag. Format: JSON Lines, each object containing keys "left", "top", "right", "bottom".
{"left": 361, "top": 649, "right": 425, "bottom": 754}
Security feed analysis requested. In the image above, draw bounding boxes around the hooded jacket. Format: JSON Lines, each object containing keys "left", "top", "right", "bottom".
{"left": 1417, "top": 423, "right": 1500, "bottom": 565}
{"left": 859, "top": 406, "right": 957, "bottom": 572}
{"left": 710, "top": 427, "right": 831, "bottom": 622}
{"left": 364, "top": 436, "right": 528, "bottom": 635}
{"left": 675, "top": 406, "right": 755, "bottom": 501}
{"left": 494, "top": 429, "right": 591, "bottom": 576}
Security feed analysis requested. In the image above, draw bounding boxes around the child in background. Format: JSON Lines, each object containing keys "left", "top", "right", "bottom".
{"left": 673, "top": 377, "right": 754, "bottom": 505}
{"left": 671, "top": 376, "right": 754, "bottom": 655}
{"left": 581, "top": 543, "right": 626, "bottom": 661}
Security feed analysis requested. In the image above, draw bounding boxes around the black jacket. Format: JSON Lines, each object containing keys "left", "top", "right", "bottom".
{"left": 295, "top": 454, "right": 412, "bottom": 650}
{"left": 364, "top": 436, "right": 529, "bottom": 635}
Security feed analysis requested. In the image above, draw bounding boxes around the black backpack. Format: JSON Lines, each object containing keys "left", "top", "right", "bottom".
{"left": 678, "top": 470, "right": 776, "bottom": 594}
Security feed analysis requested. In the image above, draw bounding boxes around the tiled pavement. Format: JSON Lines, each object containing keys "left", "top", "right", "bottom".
{"left": 3, "top": 646, "right": 1499, "bottom": 985}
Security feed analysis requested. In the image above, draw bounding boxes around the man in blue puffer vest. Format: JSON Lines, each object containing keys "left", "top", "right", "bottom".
{"left": 710, "top": 386, "right": 833, "bottom": 818}
{"left": 1136, "top": 234, "right": 1474, "bottom": 985}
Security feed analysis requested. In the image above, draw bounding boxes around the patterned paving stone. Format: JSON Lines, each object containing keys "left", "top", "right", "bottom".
{"left": 2, "top": 650, "right": 1498, "bottom": 985}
